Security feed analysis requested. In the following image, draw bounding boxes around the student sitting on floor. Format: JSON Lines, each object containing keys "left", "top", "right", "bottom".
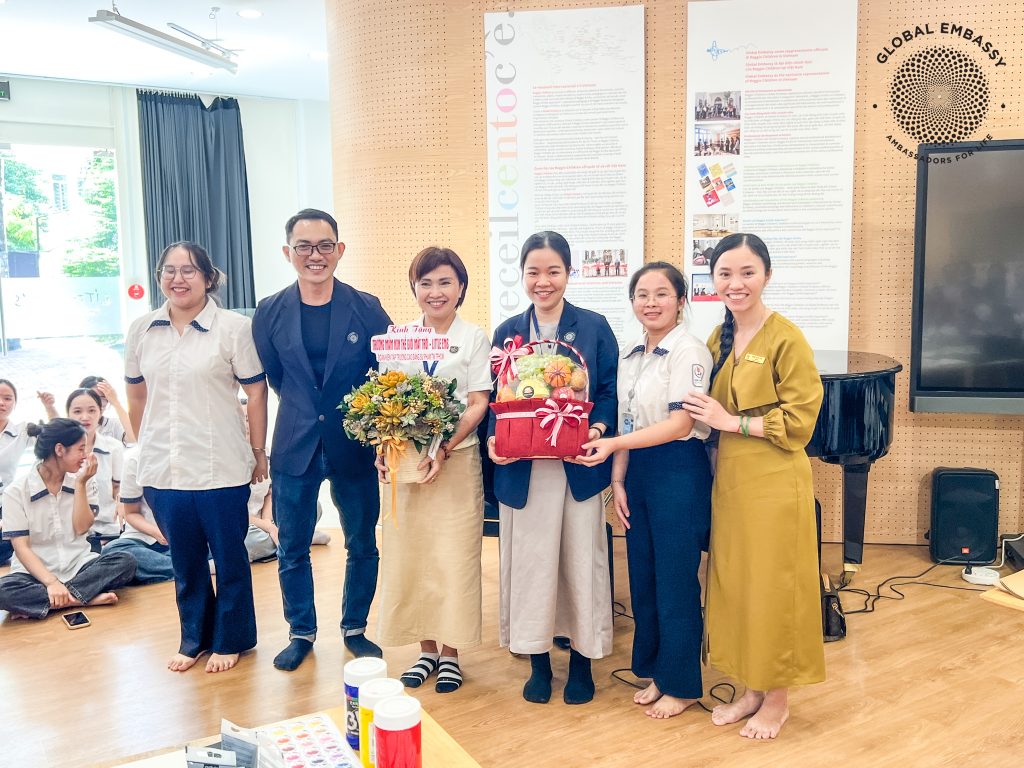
{"left": 79, "top": 375, "right": 136, "bottom": 445}
{"left": 237, "top": 477, "right": 331, "bottom": 564}
{"left": 67, "top": 388, "right": 124, "bottom": 552}
{"left": 101, "top": 445, "right": 174, "bottom": 583}
{"left": 0, "top": 419, "right": 136, "bottom": 619}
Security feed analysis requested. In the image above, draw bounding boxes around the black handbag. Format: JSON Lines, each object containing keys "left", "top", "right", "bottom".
{"left": 821, "top": 573, "right": 847, "bottom": 642}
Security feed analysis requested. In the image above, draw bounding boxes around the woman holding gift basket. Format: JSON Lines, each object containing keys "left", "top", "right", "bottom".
{"left": 579, "top": 261, "right": 713, "bottom": 720}
{"left": 374, "top": 246, "right": 492, "bottom": 694}
{"left": 487, "top": 230, "right": 619, "bottom": 706}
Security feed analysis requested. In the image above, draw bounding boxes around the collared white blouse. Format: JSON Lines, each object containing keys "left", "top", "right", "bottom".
{"left": 0, "top": 421, "right": 33, "bottom": 512}
{"left": 86, "top": 432, "right": 123, "bottom": 537}
{"left": 1, "top": 466, "right": 99, "bottom": 582}
{"left": 617, "top": 323, "right": 714, "bottom": 441}
{"left": 382, "top": 315, "right": 492, "bottom": 450}
{"left": 117, "top": 445, "right": 159, "bottom": 546}
{"left": 124, "top": 299, "right": 265, "bottom": 491}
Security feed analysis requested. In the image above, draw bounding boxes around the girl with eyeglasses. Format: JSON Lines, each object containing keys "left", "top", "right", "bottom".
{"left": 124, "top": 241, "right": 268, "bottom": 674}
{"left": 580, "top": 262, "right": 713, "bottom": 720}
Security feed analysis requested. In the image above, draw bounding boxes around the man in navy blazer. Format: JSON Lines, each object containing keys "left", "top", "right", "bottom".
{"left": 252, "top": 208, "right": 391, "bottom": 670}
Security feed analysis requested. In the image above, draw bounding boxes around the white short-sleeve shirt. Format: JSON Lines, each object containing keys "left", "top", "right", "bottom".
{"left": 0, "top": 421, "right": 33, "bottom": 515}
{"left": 118, "top": 445, "right": 159, "bottom": 545}
{"left": 98, "top": 411, "right": 128, "bottom": 444}
{"left": 83, "top": 432, "right": 123, "bottom": 537}
{"left": 617, "top": 323, "right": 714, "bottom": 441}
{"left": 381, "top": 315, "right": 493, "bottom": 450}
{"left": 124, "top": 299, "right": 265, "bottom": 490}
{"left": 1, "top": 466, "right": 100, "bottom": 582}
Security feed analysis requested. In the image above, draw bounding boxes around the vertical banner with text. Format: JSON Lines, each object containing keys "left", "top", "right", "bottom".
{"left": 685, "top": 0, "right": 858, "bottom": 352}
{"left": 485, "top": 6, "right": 645, "bottom": 347}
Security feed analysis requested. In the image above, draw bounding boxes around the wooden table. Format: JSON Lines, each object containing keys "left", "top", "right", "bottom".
{"left": 110, "top": 706, "right": 480, "bottom": 768}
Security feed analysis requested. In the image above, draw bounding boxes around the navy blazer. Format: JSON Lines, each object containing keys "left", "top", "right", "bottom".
{"left": 252, "top": 279, "right": 391, "bottom": 477}
{"left": 489, "top": 301, "right": 619, "bottom": 509}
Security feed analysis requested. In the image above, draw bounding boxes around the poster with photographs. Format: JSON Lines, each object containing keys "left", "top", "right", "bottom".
{"left": 485, "top": 6, "right": 645, "bottom": 347}
{"left": 684, "top": 0, "right": 858, "bottom": 352}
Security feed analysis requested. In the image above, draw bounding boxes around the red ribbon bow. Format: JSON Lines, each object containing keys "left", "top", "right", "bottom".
{"left": 536, "top": 398, "right": 584, "bottom": 447}
{"left": 489, "top": 335, "right": 531, "bottom": 387}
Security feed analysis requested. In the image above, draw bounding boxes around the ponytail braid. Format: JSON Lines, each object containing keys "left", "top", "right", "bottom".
{"left": 710, "top": 308, "right": 735, "bottom": 384}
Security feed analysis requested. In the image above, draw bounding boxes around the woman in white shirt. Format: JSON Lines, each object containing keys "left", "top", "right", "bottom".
{"left": 580, "top": 262, "right": 714, "bottom": 719}
{"left": 125, "top": 241, "right": 268, "bottom": 674}
{"left": 0, "top": 379, "right": 58, "bottom": 566}
{"left": 78, "top": 375, "right": 137, "bottom": 445}
{"left": 0, "top": 418, "right": 135, "bottom": 618}
{"left": 66, "top": 388, "right": 123, "bottom": 551}
{"left": 375, "top": 246, "right": 491, "bottom": 694}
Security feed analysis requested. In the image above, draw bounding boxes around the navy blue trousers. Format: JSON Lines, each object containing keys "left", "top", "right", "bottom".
{"left": 144, "top": 485, "right": 255, "bottom": 657}
{"left": 272, "top": 445, "right": 380, "bottom": 641}
{"left": 624, "top": 440, "right": 712, "bottom": 699}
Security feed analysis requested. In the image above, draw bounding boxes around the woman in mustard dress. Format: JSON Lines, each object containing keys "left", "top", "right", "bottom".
{"left": 683, "top": 233, "right": 824, "bottom": 740}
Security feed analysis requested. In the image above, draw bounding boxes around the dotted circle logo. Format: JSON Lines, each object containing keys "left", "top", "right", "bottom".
{"left": 889, "top": 46, "right": 989, "bottom": 143}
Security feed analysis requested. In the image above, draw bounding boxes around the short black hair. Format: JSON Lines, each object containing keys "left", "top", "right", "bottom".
{"left": 0, "top": 378, "right": 17, "bottom": 400}
{"left": 79, "top": 375, "right": 105, "bottom": 389}
{"left": 285, "top": 208, "right": 339, "bottom": 242}
{"left": 409, "top": 246, "right": 469, "bottom": 308}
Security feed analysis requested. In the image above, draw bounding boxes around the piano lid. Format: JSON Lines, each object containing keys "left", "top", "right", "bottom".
{"left": 813, "top": 350, "right": 903, "bottom": 379}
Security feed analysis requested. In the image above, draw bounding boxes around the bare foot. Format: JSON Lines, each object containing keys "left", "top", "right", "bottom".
{"left": 634, "top": 682, "right": 662, "bottom": 705}
{"left": 740, "top": 689, "right": 788, "bottom": 739}
{"left": 85, "top": 592, "right": 118, "bottom": 607}
{"left": 206, "top": 652, "right": 240, "bottom": 673}
{"left": 647, "top": 694, "right": 698, "bottom": 719}
{"left": 711, "top": 689, "right": 764, "bottom": 726}
{"left": 168, "top": 652, "right": 204, "bottom": 672}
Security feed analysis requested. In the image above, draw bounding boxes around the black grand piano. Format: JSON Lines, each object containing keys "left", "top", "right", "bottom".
{"left": 806, "top": 351, "right": 903, "bottom": 576}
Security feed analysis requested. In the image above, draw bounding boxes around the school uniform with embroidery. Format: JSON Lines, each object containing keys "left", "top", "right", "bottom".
{"left": 377, "top": 315, "right": 492, "bottom": 650}
{"left": 124, "top": 298, "right": 265, "bottom": 657}
{"left": 0, "top": 467, "right": 135, "bottom": 618}
{"left": 617, "top": 324, "right": 713, "bottom": 699}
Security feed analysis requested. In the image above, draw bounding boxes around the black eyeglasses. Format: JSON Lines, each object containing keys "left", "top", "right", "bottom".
{"left": 159, "top": 265, "right": 198, "bottom": 280}
{"left": 291, "top": 242, "right": 338, "bottom": 257}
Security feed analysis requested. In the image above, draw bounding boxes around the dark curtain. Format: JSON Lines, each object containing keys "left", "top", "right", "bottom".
{"left": 137, "top": 90, "right": 255, "bottom": 310}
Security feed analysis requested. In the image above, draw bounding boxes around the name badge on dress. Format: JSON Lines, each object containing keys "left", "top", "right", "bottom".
{"left": 622, "top": 412, "right": 635, "bottom": 435}
{"left": 744, "top": 353, "right": 766, "bottom": 364}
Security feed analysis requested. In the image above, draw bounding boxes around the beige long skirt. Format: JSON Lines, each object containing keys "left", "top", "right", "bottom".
{"left": 499, "top": 459, "right": 613, "bottom": 659}
{"left": 377, "top": 445, "right": 484, "bottom": 649}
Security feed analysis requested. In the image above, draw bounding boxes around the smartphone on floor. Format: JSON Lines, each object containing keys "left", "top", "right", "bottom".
{"left": 62, "top": 611, "right": 90, "bottom": 630}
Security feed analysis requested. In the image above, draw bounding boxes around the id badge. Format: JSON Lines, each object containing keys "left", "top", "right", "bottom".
{"left": 622, "top": 412, "right": 635, "bottom": 435}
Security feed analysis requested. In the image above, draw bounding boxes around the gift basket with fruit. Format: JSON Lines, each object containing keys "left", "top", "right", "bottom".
{"left": 489, "top": 335, "right": 592, "bottom": 459}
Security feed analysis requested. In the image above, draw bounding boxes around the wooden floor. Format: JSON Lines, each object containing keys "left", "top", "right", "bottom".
{"left": 3, "top": 536, "right": 1023, "bottom": 767}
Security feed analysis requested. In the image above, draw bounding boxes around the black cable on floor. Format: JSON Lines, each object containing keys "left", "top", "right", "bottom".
{"left": 840, "top": 564, "right": 986, "bottom": 614}
{"left": 609, "top": 669, "right": 736, "bottom": 712}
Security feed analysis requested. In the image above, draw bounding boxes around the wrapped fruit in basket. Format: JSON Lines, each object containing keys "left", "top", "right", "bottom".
{"left": 489, "top": 335, "right": 593, "bottom": 459}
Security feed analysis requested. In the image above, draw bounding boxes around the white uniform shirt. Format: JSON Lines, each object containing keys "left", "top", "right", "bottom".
{"left": 2, "top": 466, "right": 100, "bottom": 582}
{"left": 124, "top": 299, "right": 265, "bottom": 490}
{"left": 84, "top": 433, "right": 123, "bottom": 537}
{"left": 617, "top": 323, "right": 714, "bottom": 441}
{"left": 98, "top": 412, "right": 128, "bottom": 444}
{"left": 0, "top": 421, "right": 33, "bottom": 516}
{"left": 118, "top": 446, "right": 159, "bottom": 545}
{"left": 382, "top": 315, "right": 492, "bottom": 449}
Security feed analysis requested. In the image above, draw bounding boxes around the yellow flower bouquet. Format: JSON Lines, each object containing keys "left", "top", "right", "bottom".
{"left": 340, "top": 369, "right": 464, "bottom": 487}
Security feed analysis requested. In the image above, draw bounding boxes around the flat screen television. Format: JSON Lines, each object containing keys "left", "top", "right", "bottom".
{"left": 911, "top": 138, "right": 1024, "bottom": 414}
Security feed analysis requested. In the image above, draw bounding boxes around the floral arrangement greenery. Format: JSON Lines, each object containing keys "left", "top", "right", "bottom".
{"left": 340, "top": 369, "right": 464, "bottom": 453}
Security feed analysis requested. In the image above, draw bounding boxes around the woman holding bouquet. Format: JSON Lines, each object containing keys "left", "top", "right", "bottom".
{"left": 375, "top": 246, "right": 492, "bottom": 693}
{"left": 487, "top": 230, "right": 619, "bottom": 705}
